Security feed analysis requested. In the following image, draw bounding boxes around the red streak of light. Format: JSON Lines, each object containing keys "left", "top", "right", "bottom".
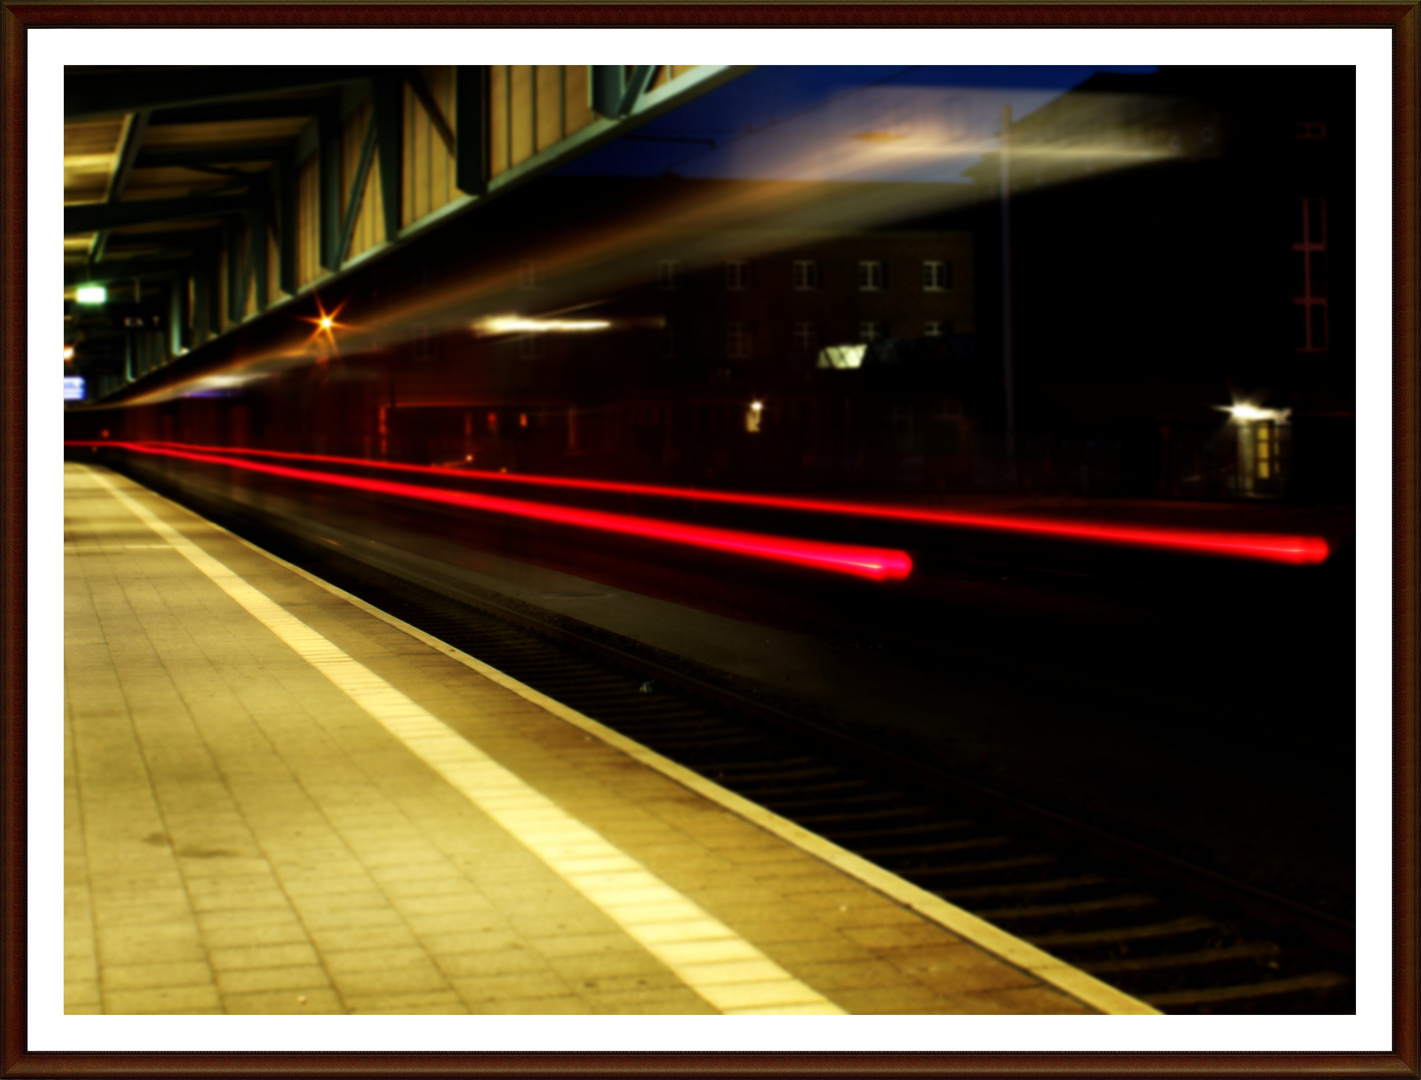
{"left": 120, "top": 440, "right": 1332, "bottom": 566}
{"left": 82, "top": 442, "right": 911, "bottom": 582}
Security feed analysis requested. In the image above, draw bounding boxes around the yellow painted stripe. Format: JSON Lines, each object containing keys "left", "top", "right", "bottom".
{"left": 85, "top": 467, "right": 843, "bottom": 1016}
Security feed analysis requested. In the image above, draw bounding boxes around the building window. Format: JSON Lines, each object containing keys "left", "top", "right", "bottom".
{"left": 792, "top": 260, "right": 819, "bottom": 291}
{"left": 727, "top": 322, "right": 753, "bottom": 359}
{"left": 859, "top": 321, "right": 883, "bottom": 343}
{"left": 658, "top": 321, "right": 678, "bottom": 359}
{"left": 657, "top": 260, "right": 683, "bottom": 290}
{"left": 922, "top": 260, "right": 952, "bottom": 292}
{"left": 1294, "top": 196, "right": 1328, "bottom": 353}
{"left": 726, "top": 260, "right": 751, "bottom": 291}
{"left": 793, "top": 322, "right": 817, "bottom": 352}
{"left": 858, "top": 260, "right": 884, "bottom": 291}
{"left": 1255, "top": 421, "right": 1276, "bottom": 481}
{"left": 923, "top": 320, "right": 950, "bottom": 338}
{"left": 519, "top": 260, "right": 540, "bottom": 289}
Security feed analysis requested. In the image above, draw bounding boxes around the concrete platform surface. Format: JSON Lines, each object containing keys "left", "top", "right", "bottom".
{"left": 64, "top": 462, "right": 1150, "bottom": 1016}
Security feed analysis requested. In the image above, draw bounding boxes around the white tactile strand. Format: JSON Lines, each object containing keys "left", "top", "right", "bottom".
{"left": 192, "top": 483, "right": 1161, "bottom": 1017}
{"left": 86, "top": 467, "right": 844, "bottom": 1016}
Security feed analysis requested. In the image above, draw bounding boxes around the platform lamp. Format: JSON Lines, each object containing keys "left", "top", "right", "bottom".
{"left": 75, "top": 284, "right": 107, "bottom": 305}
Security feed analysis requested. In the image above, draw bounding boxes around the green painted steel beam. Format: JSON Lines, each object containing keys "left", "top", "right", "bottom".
{"left": 67, "top": 67, "right": 373, "bottom": 121}
{"left": 89, "top": 110, "right": 151, "bottom": 264}
{"left": 618, "top": 66, "right": 658, "bottom": 118}
{"left": 335, "top": 115, "right": 379, "bottom": 270}
{"left": 134, "top": 145, "right": 290, "bottom": 168}
{"left": 454, "top": 66, "right": 489, "bottom": 197}
{"left": 373, "top": 75, "right": 404, "bottom": 245}
{"left": 318, "top": 111, "right": 342, "bottom": 270}
{"left": 66, "top": 193, "right": 255, "bottom": 236}
{"left": 275, "top": 156, "right": 299, "bottom": 296}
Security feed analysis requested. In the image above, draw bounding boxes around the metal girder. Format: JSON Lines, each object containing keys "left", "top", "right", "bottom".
{"left": 488, "top": 66, "right": 750, "bottom": 203}
{"left": 247, "top": 203, "right": 268, "bottom": 316}
{"left": 193, "top": 267, "right": 213, "bottom": 345}
{"left": 274, "top": 156, "right": 299, "bottom": 296}
{"left": 65, "top": 193, "right": 255, "bottom": 236}
{"left": 90, "top": 110, "right": 151, "bottom": 264}
{"left": 67, "top": 68, "right": 374, "bottom": 122}
{"left": 372, "top": 75, "right": 404, "bottom": 245}
{"left": 319, "top": 111, "right": 342, "bottom": 270}
{"left": 454, "top": 66, "right": 488, "bottom": 196}
{"left": 591, "top": 65, "right": 659, "bottom": 120}
{"left": 148, "top": 98, "right": 335, "bottom": 126}
{"left": 335, "top": 116, "right": 379, "bottom": 270}
{"left": 619, "top": 66, "right": 658, "bottom": 118}
{"left": 134, "top": 145, "right": 290, "bottom": 169}
{"left": 67, "top": 258, "right": 195, "bottom": 286}
{"left": 591, "top": 66, "right": 624, "bottom": 119}
{"left": 410, "top": 71, "right": 455, "bottom": 154}
{"left": 225, "top": 220, "right": 241, "bottom": 325}
{"left": 169, "top": 276, "right": 190, "bottom": 356}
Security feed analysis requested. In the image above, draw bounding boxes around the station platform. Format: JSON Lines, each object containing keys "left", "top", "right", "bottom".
{"left": 63, "top": 462, "right": 1153, "bottom": 1016}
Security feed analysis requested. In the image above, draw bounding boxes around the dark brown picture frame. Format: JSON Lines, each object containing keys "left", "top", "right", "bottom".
{"left": 3, "top": 5, "right": 1416, "bottom": 1076}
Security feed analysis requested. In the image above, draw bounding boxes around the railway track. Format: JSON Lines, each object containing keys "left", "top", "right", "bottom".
{"left": 123, "top": 469, "right": 1356, "bottom": 1016}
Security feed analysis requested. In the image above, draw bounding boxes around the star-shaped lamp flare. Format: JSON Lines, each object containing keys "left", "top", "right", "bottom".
{"left": 302, "top": 298, "right": 351, "bottom": 353}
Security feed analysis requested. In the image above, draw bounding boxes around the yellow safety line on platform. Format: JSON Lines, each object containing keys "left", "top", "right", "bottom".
{"left": 83, "top": 466, "right": 844, "bottom": 1016}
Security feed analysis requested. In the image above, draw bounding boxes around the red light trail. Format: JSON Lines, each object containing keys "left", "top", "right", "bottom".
{"left": 114, "top": 441, "right": 1332, "bottom": 566}
{"left": 72, "top": 442, "right": 911, "bottom": 582}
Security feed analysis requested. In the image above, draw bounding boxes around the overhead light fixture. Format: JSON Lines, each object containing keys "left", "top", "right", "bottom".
{"left": 76, "top": 285, "right": 106, "bottom": 305}
{"left": 1224, "top": 403, "right": 1290, "bottom": 423}
{"left": 477, "top": 315, "right": 611, "bottom": 335}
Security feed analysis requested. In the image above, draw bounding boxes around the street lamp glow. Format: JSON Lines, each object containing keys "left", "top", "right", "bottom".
{"left": 76, "top": 285, "right": 106, "bottom": 305}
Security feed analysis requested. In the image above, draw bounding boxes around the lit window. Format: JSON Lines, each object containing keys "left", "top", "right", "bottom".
{"left": 922, "top": 261, "right": 952, "bottom": 292}
{"left": 857, "top": 261, "right": 884, "bottom": 291}
{"left": 859, "top": 321, "right": 883, "bottom": 343}
{"left": 1255, "top": 422, "right": 1274, "bottom": 480}
{"left": 657, "top": 260, "right": 683, "bottom": 290}
{"left": 924, "top": 321, "right": 950, "bottom": 338}
{"left": 817, "top": 344, "right": 866, "bottom": 370}
{"left": 793, "top": 322, "right": 817, "bottom": 352}
{"left": 727, "top": 322, "right": 753, "bottom": 359}
{"left": 725, "top": 260, "right": 750, "bottom": 291}
{"left": 792, "top": 260, "right": 819, "bottom": 291}
{"left": 519, "top": 260, "right": 540, "bottom": 289}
